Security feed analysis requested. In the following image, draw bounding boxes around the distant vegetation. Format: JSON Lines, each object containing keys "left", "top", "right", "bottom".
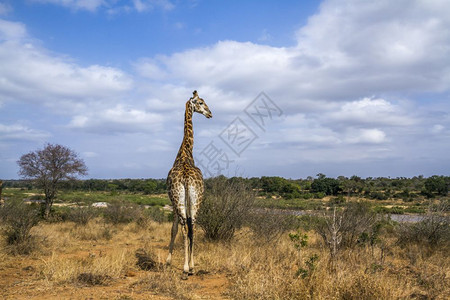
{"left": 3, "top": 173, "right": 449, "bottom": 203}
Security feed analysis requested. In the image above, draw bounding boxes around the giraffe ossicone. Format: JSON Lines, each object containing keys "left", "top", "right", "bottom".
{"left": 166, "top": 90, "right": 212, "bottom": 279}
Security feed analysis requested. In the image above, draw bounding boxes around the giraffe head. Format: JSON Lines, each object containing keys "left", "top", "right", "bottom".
{"left": 190, "top": 90, "right": 212, "bottom": 119}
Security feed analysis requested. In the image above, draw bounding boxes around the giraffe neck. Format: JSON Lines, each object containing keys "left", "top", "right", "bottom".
{"left": 175, "top": 101, "right": 195, "bottom": 165}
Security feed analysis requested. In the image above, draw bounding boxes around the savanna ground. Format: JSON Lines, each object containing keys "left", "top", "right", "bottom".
{"left": 0, "top": 182, "right": 449, "bottom": 300}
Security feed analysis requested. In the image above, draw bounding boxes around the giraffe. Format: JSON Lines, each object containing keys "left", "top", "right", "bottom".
{"left": 166, "top": 90, "right": 212, "bottom": 279}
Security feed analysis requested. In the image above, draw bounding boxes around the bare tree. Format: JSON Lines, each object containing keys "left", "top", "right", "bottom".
{"left": 316, "top": 206, "right": 343, "bottom": 270}
{"left": 17, "top": 143, "right": 87, "bottom": 218}
{"left": 316, "top": 202, "right": 377, "bottom": 270}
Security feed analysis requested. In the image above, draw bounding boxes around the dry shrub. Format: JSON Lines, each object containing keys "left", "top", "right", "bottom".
{"left": 68, "top": 206, "right": 98, "bottom": 226}
{"left": 0, "top": 199, "right": 40, "bottom": 255}
{"left": 146, "top": 206, "right": 167, "bottom": 223}
{"left": 103, "top": 201, "right": 141, "bottom": 224}
{"left": 397, "top": 200, "right": 450, "bottom": 255}
{"left": 135, "top": 248, "right": 163, "bottom": 271}
{"left": 315, "top": 202, "right": 377, "bottom": 262}
{"left": 247, "top": 209, "right": 297, "bottom": 243}
{"left": 136, "top": 206, "right": 166, "bottom": 229}
{"left": 197, "top": 176, "right": 255, "bottom": 241}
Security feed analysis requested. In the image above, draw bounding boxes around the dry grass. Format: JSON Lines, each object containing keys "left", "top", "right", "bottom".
{"left": 41, "top": 248, "right": 134, "bottom": 285}
{"left": 0, "top": 216, "right": 449, "bottom": 299}
{"left": 131, "top": 267, "right": 198, "bottom": 299}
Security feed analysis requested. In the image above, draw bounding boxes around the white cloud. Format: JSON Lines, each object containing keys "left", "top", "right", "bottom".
{"left": 69, "top": 104, "right": 164, "bottom": 133}
{"left": 296, "top": 0, "right": 450, "bottom": 93}
{"left": 0, "top": 19, "right": 132, "bottom": 107}
{"left": 0, "top": 123, "right": 50, "bottom": 141}
{"left": 31, "top": 0, "right": 174, "bottom": 13}
{"left": 345, "top": 128, "right": 386, "bottom": 144}
{"left": 325, "top": 97, "right": 415, "bottom": 127}
{"left": 138, "top": 41, "right": 295, "bottom": 96}
{"left": 135, "top": 0, "right": 450, "bottom": 106}
{"left": 31, "top": 0, "right": 105, "bottom": 12}
{"left": 0, "top": 19, "right": 26, "bottom": 40}
{"left": 132, "top": 0, "right": 174, "bottom": 12}
{"left": 431, "top": 124, "right": 445, "bottom": 134}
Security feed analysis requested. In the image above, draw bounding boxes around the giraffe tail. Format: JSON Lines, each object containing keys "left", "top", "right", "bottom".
{"left": 187, "top": 217, "right": 193, "bottom": 242}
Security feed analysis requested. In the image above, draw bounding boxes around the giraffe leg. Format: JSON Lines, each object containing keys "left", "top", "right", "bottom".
{"left": 188, "top": 219, "right": 195, "bottom": 275}
{"left": 186, "top": 180, "right": 201, "bottom": 276}
{"left": 166, "top": 216, "right": 179, "bottom": 265}
{"left": 181, "top": 223, "right": 190, "bottom": 280}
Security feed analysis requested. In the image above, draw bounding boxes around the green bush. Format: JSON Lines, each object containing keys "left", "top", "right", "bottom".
{"left": 330, "top": 195, "right": 346, "bottom": 206}
{"left": 424, "top": 176, "right": 449, "bottom": 197}
{"left": 369, "top": 191, "right": 389, "bottom": 200}
{"left": 311, "top": 177, "right": 341, "bottom": 196}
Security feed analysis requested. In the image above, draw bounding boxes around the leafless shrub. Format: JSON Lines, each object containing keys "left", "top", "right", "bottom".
{"left": 68, "top": 205, "right": 98, "bottom": 226}
{"left": 0, "top": 199, "right": 40, "bottom": 254}
{"left": 397, "top": 200, "right": 450, "bottom": 253}
{"left": 136, "top": 206, "right": 166, "bottom": 227}
{"left": 197, "top": 176, "right": 255, "bottom": 241}
{"left": 103, "top": 201, "right": 140, "bottom": 224}
{"left": 316, "top": 206, "right": 343, "bottom": 263}
{"left": 247, "top": 209, "right": 297, "bottom": 243}
{"left": 72, "top": 222, "right": 115, "bottom": 241}
{"left": 315, "top": 202, "right": 377, "bottom": 264}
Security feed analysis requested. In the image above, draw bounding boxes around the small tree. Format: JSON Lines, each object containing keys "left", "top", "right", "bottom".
{"left": 17, "top": 143, "right": 87, "bottom": 218}
{"left": 424, "top": 175, "right": 449, "bottom": 197}
{"left": 311, "top": 176, "right": 341, "bottom": 196}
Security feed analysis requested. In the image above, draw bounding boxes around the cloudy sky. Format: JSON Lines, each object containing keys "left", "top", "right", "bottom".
{"left": 0, "top": 0, "right": 449, "bottom": 180}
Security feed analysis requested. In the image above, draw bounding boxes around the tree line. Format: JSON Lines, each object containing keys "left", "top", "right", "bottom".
{"left": 4, "top": 174, "right": 449, "bottom": 200}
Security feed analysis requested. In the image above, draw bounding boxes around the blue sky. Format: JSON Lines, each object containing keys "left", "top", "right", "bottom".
{"left": 0, "top": 0, "right": 449, "bottom": 179}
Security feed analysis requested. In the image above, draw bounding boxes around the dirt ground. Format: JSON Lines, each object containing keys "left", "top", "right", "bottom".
{"left": 0, "top": 221, "right": 230, "bottom": 300}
